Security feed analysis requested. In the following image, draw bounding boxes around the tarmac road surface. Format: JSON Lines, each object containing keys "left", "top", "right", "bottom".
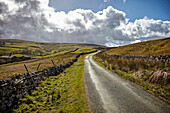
{"left": 84, "top": 52, "right": 170, "bottom": 113}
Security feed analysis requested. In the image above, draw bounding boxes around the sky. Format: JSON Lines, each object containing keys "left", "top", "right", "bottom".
{"left": 49, "top": 0, "right": 170, "bottom": 22}
{"left": 0, "top": 0, "right": 170, "bottom": 47}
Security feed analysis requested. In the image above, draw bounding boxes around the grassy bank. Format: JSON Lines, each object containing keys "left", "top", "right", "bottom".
{"left": 93, "top": 54, "right": 170, "bottom": 104}
{"left": 13, "top": 55, "right": 89, "bottom": 113}
{"left": 106, "top": 38, "right": 170, "bottom": 56}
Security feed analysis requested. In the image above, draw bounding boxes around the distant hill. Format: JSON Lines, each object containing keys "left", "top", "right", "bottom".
{"left": 106, "top": 37, "right": 170, "bottom": 56}
{"left": 0, "top": 39, "right": 102, "bottom": 56}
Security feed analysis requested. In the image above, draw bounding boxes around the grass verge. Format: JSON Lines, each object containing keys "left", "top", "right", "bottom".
{"left": 93, "top": 55, "right": 170, "bottom": 104}
{"left": 13, "top": 55, "right": 89, "bottom": 113}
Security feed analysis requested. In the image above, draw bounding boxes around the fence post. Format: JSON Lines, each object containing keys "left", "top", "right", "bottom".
{"left": 51, "top": 60, "right": 58, "bottom": 75}
{"left": 51, "top": 60, "right": 55, "bottom": 66}
{"left": 37, "top": 62, "right": 41, "bottom": 71}
{"left": 24, "top": 64, "right": 29, "bottom": 73}
{"left": 24, "top": 64, "right": 36, "bottom": 88}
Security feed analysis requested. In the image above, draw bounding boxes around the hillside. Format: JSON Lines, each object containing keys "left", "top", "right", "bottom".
{"left": 94, "top": 37, "right": 170, "bottom": 103}
{"left": 0, "top": 39, "right": 101, "bottom": 57}
{"left": 106, "top": 38, "right": 170, "bottom": 56}
{"left": 0, "top": 39, "right": 100, "bottom": 80}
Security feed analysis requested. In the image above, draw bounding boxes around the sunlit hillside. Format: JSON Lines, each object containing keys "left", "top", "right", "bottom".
{"left": 0, "top": 39, "right": 101, "bottom": 57}
{"left": 106, "top": 38, "right": 170, "bottom": 56}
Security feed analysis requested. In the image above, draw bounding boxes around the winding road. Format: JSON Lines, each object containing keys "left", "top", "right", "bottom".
{"left": 84, "top": 52, "right": 169, "bottom": 113}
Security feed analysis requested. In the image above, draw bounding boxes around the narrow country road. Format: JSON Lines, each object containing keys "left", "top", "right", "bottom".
{"left": 84, "top": 52, "right": 170, "bottom": 113}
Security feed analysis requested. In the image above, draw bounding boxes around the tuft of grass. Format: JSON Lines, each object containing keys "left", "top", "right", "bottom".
{"left": 13, "top": 55, "right": 90, "bottom": 113}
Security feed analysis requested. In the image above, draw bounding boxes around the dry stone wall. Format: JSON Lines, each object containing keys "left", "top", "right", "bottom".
{"left": 101, "top": 51, "right": 170, "bottom": 64}
{"left": 0, "top": 50, "right": 97, "bottom": 112}
{"left": 100, "top": 51, "right": 170, "bottom": 86}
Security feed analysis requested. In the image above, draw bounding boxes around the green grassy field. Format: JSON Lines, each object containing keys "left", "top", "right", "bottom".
{"left": 13, "top": 55, "right": 90, "bottom": 113}
{"left": 0, "top": 39, "right": 101, "bottom": 57}
{"left": 0, "top": 53, "right": 78, "bottom": 80}
{"left": 0, "top": 39, "right": 98, "bottom": 112}
{"left": 0, "top": 39, "right": 99, "bottom": 79}
{"left": 0, "top": 47, "right": 97, "bottom": 80}
{"left": 106, "top": 38, "right": 170, "bottom": 56}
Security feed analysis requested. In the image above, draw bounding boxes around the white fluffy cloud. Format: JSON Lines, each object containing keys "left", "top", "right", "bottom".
{"left": 0, "top": 0, "right": 170, "bottom": 46}
{"left": 121, "top": 17, "right": 170, "bottom": 40}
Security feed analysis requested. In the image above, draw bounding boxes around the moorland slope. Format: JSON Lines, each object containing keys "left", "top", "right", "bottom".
{"left": 106, "top": 38, "right": 170, "bottom": 56}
